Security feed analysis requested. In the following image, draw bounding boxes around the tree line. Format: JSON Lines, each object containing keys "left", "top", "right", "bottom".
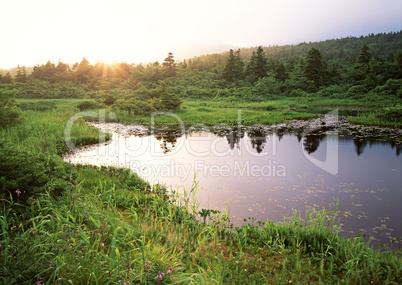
{"left": 0, "top": 31, "right": 401, "bottom": 114}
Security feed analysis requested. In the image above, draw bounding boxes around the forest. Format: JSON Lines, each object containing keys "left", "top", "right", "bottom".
{"left": 0, "top": 31, "right": 401, "bottom": 117}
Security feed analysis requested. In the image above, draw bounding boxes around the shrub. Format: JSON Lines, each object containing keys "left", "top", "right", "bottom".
{"left": 316, "top": 85, "right": 344, "bottom": 98}
{"left": 0, "top": 140, "right": 76, "bottom": 203}
{"left": 288, "top": 89, "right": 309, "bottom": 98}
{"left": 18, "top": 101, "right": 57, "bottom": 111}
{"left": 375, "top": 79, "right": 402, "bottom": 98}
{"left": 76, "top": 100, "right": 104, "bottom": 111}
{"left": 346, "top": 85, "right": 368, "bottom": 99}
{"left": 0, "top": 89, "right": 21, "bottom": 128}
{"left": 376, "top": 105, "right": 402, "bottom": 123}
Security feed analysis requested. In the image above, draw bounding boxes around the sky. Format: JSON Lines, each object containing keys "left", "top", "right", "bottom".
{"left": 1, "top": 0, "right": 401, "bottom": 69}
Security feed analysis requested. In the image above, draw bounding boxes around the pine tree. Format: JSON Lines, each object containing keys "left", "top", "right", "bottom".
{"left": 304, "top": 47, "right": 327, "bottom": 89}
{"left": 357, "top": 44, "right": 372, "bottom": 65}
{"left": 76, "top": 57, "right": 93, "bottom": 83}
{"left": 159, "top": 82, "right": 182, "bottom": 110}
{"left": 245, "top": 46, "right": 268, "bottom": 82}
{"left": 396, "top": 50, "right": 402, "bottom": 68}
{"left": 2, "top": 72, "right": 12, "bottom": 84}
{"left": 274, "top": 63, "right": 289, "bottom": 82}
{"left": 223, "top": 49, "right": 244, "bottom": 82}
{"left": 162, "top": 52, "right": 177, "bottom": 77}
{"left": 15, "top": 65, "right": 27, "bottom": 83}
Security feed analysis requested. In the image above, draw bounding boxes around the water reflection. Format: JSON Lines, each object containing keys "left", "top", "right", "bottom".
{"left": 141, "top": 125, "right": 401, "bottom": 157}
{"left": 64, "top": 121, "right": 402, "bottom": 247}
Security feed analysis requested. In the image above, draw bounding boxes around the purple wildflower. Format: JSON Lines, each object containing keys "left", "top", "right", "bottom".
{"left": 155, "top": 271, "right": 164, "bottom": 281}
{"left": 15, "top": 189, "right": 21, "bottom": 196}
{"left": 143, "top": 258, "right": 151, "bottom": 269}
{"left": 167, "top": 267, "right": 173, "bottom": 275}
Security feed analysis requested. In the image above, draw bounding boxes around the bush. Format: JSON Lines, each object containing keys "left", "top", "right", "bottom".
{"left": 347, "top": 85, "right": 368, "bottom": 99}
{"left": 288, "top": 89, "right": 309, "bottom": 98}
{"left": 375, "top": 79, "right": 402, "bottom": 98}
{"left": 76, "top": 100, "right": 104, "bottom": 111}
{"left": 18, "top": 101, "right": 57, "bottom": 111}
{"left": 316, "top": 85, "right": 344, "bottom": 98}
{"left": 0, "top": 140, "right": 76, "bottom": 203}
{"left": 0, "top": 89, "right": 21, "bottom": 128}
{"left": 376, "top": 105, "right": 402, "bottom": 123}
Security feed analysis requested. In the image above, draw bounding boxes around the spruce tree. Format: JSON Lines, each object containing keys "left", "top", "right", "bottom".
{"left": 245, "top": 46, "right": 268, "bottom": 82}
{"left": 275, "top": 63, "right": 289, "bottom": 82}
{"left": 15, "top": 65, "right": 27, "bottom": 83}
{"left": 304, "top": 47, "right": 327, "bottom": 89}
{"left": 357, "top": 44, "right": 372, "bottom": 65}
{"left": 162, "top": 52, "right": 177, "bottom": 77}
{"left": 223, "top": 49, "right": 244, "bottom": 82}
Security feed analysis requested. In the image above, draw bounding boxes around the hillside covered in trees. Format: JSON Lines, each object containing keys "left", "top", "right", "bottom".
{"left": 0, "top": 31, "right": 401, "bottom": 115}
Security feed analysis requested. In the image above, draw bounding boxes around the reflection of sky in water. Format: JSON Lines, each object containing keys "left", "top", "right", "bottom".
{"left": 64, "top": 126, "right": 402, "bottom": 246}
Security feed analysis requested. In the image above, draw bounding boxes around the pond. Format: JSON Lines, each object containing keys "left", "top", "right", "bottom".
{"left": 64, "top": 116, "right": 402, "bottom": 247}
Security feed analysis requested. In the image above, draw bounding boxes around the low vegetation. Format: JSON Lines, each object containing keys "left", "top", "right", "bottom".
{"left": 1, "top": 31, "right": 401, "bottom": 283}
{"left": 0, "top": 97, "right": 401, "bottom": 284}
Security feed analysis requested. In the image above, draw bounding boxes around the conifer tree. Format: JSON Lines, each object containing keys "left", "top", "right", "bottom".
{"left": 245, "top": 46, "right": 268, "bottom": 82}
{"left": 357, "top": 44, "right": 372, "bottom": 65}
{"left": 223, "top": 49, "right": 244, "bottom": 82}
{"left": 304, "top": 47, "right": 327, "bottom": 88}
{"left": 162, "top": 52, "right": 177, "bottom": 77}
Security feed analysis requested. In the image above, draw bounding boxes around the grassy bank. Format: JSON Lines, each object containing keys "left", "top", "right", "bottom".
{"left": 0, "top": 99, "right": 400, "bottom": 283}
{"left": 15, "top": 98, "right": 401, "bottom": 128}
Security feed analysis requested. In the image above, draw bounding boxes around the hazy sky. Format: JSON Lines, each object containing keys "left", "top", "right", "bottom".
{"left": 1, "top": 0, "right": 401, "bottom": 68}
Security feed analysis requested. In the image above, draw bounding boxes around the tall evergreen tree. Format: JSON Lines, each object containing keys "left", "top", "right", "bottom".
{"left": 274, "top": 62, "right": 289, "bottom": 82}
{"left": 15, "top": 65, "right": 27, "bottom": 83}
{"left": 76, "top": 57, "right": 93, "bottom": 83}
{"left": 357, "top": 44, "right": 372, "bottom": 65}
{"left": 395, "top": 50, "right": 402, "bottom": 68}
{"left": 245, "top": 46, "right": 268, "bottom": 82}
{"left": 223, "top": 49, "right": 244, "bottom": 82}
{"left": 162, "top": 52, "right": 177, "bottom": 77}
{"left": 304, "top": 47, "right": 327, "bottom": 89}
{"left": 2, "top": 72, "right": 12, "bottom": 84}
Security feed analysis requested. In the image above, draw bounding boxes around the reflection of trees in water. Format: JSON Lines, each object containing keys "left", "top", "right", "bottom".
{"left": 247, "top": 128, "right": 267, "bottom": 154}
{"left": 153, "top": 130, "right": 182, "bottom": 154}
{"left": 296, "top": 130, "right": 303, "bottom": 143}
{"left": 354, "top": 137, "right": 401, "bottom": 156}
{"left": 396, "top": 145, "right": 401, "bottom": 156}
{"left": 353, "top": 138, "right": 367, "bottom": 156}
{"left": 303, "top": 132, "right": 325, "bottom": 154}
{"left": 225, "top": 129, "right": 244, "bottom": 150}
{"left": 150, "top": 126, "right": 401, "bottom": 157}
{"left": 276, "top": 128, "right": 285, "bottom": 142}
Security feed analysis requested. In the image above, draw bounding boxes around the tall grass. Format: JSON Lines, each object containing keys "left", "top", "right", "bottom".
{"left": 1, "top": 100, "right": 401, "bottom": 284}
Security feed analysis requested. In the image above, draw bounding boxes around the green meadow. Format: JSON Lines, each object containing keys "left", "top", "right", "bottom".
{"left": 1, "top": 99, "right": 401, "bottom": 284}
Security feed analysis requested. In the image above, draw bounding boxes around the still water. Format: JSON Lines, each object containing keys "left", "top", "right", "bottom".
{"left": 64, "top": 119, "right": 402, "bottom": 246}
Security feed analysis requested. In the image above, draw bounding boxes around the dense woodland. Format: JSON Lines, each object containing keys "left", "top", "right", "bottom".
{"left": 0, "top": 31, "right": 401, "bottom": 116}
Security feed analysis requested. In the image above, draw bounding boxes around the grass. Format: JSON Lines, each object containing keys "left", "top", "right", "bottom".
{"left": 15, "top": 97, "right": 400, "bottom": 128}
{"left": 347, "top": 105, "right": 402, "bottom": 128}
{"left": 1, "top": 99, "right": 401, "bottom": 283}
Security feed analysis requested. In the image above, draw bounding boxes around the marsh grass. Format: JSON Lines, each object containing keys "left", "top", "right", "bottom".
{"left": 348, "top": 105, "right": 402, "bottom": 128}
{"left": 1, "top": 100, "right": 401, "bottom": 284}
